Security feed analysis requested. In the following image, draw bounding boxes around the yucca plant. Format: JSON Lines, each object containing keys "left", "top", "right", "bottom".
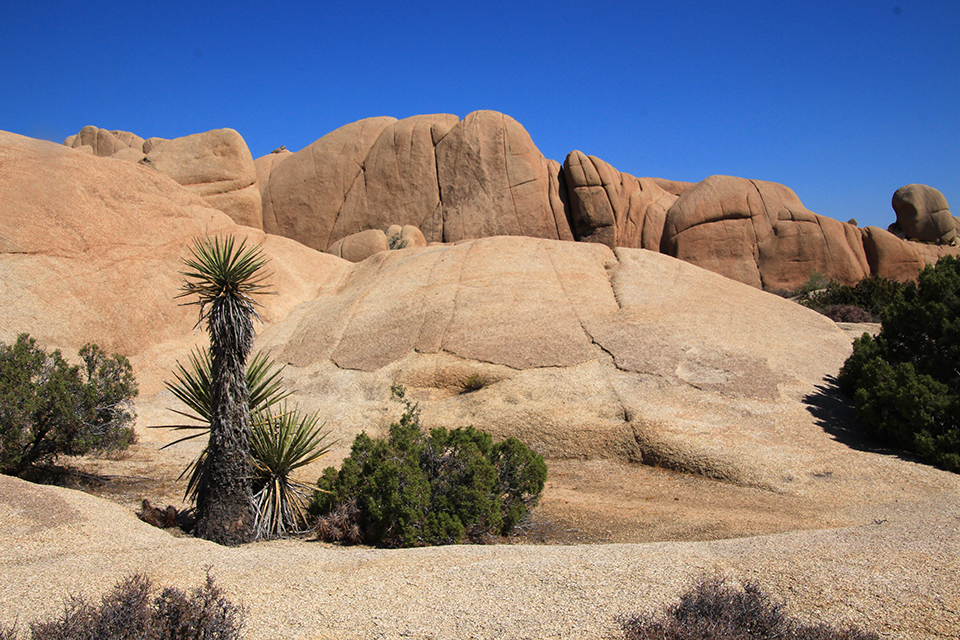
{"left": 250, "top": 403, "right": 333, "bottom": 536}
{"left": 161, "top": 348, "right": 290, "bottom": 506}
{"left": 177, "top": 236, "right": 271, "bottom": 545}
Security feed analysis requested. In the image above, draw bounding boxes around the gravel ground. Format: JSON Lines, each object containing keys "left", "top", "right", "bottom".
{"left": 1, "top": 463, "right": 958, "bottom": 640}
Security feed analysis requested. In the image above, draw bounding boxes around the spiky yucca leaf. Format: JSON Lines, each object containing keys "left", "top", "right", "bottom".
{"left": 159, "top": 349, "right": 291, "bottom": 506}
{"left": 250, "top": 403, "right": 333, "bottom": 537}
{"left": 160, "top": 349, "right": 289, "bottom": 448}
{"left": 177, "top": 236, "right": 272, "bottom": 330}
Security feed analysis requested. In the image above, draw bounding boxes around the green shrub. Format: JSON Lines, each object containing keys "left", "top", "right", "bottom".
{"left": 21, "top": 572, "right": 244, "bottom": 640}
{"left": 838, "top": 256, "right": 960, "bottom": 472}
{"left": 460, "top": 373, "right": 488, "bottom": 393}
{"left": 803, "top": 275, "right": 911, "bottom": 321}
{"left": 312, "top": 385, "right": 547, "bottom": 547}
{"left": 0, "top": 334, "right": 137, "bottom": 477}
{"left": 620, "top": 575, "right": 878, "bottom": 640}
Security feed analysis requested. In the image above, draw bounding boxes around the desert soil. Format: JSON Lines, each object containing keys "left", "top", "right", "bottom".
{"left": 3, "top": 438, "right": 959, "bottom": 640}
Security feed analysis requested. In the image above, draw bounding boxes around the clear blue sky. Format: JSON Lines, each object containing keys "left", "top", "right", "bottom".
{"left": 2, "top": 1, "right": 957, "bottom": 230}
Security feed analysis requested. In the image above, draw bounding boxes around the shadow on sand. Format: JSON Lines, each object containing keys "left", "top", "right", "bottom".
{"left": 802, "top": 375, "right": 916, "bottom": 462}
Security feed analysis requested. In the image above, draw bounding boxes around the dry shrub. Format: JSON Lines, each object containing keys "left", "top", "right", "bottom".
{"left": 820, "top": 304, "right": 873, "bottom": 323}
{"left": 24, "top": 572, "right": 244, "bottom": 640}
{"left": 620, "top": 575, "right": 878, "bottom": 640}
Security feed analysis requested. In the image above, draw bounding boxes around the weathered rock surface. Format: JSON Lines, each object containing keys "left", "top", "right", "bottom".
{"left": 254, "top": 235, "right": 858, "bottom": 491}
{"left": 1, "top": 130, "right": 864, "bottom": 493}
{"left": 64, "top": 126, "right": 263, "bottom": 229}
{"left": 253, "top": 147, "right": 292, "bottom": 194}
{"left": 1, "top": 130, "right": 345, "bottom": 395}
{"left": 891, "top": 183, "right": 958, "bottom": 244}
{"left": 563, "top": 150, "right": 677, "bottom": 250}
{"left": 261, "top": 116, "right": 398, "bottom": 250}
{"left": 252, "top": 112, "right": 957, "bottom": 289}
{"left": 662, "top": 175, "right": 871, "bottom": 290}
{"left": 7, "top": 128, "right": 960, "bottom": 640}
{"left": 143, "top": 128, "right": 263, "bottom": 229}
{"left": 433, "top": 111, "right": 572, "bottom": 243}
{"left": 262, "top": 111, "right": 573, "bottom": 252}
{"left": 326, "top": 228, "right": 390, "bottom": 262}
{"left": 64, "top": 125, "right": 145, "bottom": 159}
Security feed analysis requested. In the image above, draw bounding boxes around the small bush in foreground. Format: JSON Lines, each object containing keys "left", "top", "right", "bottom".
{"left": 0, "top": 334, "right": 137, "bottom": 477}
{"left": 312, "top": 385, "right": 546, "bottom": 547}
{"left": 620, "top": 575, "right": 878, "bottom": 640}
{"left": 14, "top": 572, "right": 244, "bottom": 640}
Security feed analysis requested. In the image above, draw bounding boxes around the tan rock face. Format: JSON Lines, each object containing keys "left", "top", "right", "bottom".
{"left": 64, "top": 125, "right": 145, "bottom": 159}
{"left": 1, "top": 130, "right": 344, "bottom": 395}
{"left": 434, "top": 111, "right": 573, "bottom": 243}
{"left": 261, "top": 111, "right": 573, "bottom": 252}
{"left": 327, "top": 229, "right": 390, "bottom": 262}
{"left": 563, "top": 150, "right": 677, "bottom": 250}
{"left": 63, "top": 116, "right": 958, "bottom": 292}
{"left": 10, "top": 126, "right": 954, "bottom": 496}
{"left": 891, "top": 184, "right": 958, "bottom": 244}
{"left": 334, "top": 114, "right": 460, "bottom": 243}
{"left": 256, "top": 235, "right": 853, "bottom": 490}
{"left": 142, "top": 129, "right": 262, "bottom": 229}
{"left": 253, "top": 148, "right": 292, "bottom": 195}
{"left": 261, "top": 116, "right": 397, "bottom": 251}
{"left": 663, "top": 175, "right": 869, "bottom": 290}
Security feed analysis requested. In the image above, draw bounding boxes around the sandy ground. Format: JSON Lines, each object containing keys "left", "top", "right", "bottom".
{"left": 2, "top": 437, "right": 958, "bottom": 639}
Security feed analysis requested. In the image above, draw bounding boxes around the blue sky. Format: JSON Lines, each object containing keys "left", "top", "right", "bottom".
{"left": 2, "top": 1, "right": 957, "bottom": 230}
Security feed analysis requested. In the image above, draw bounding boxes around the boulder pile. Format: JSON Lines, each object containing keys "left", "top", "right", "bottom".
{"left": 64, "top": 113, "right": 959, "bottom": 290}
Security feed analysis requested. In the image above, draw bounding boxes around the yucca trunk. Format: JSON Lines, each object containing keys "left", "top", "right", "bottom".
{"left": 192, "top": 295, "right": 258, "bottom": 544}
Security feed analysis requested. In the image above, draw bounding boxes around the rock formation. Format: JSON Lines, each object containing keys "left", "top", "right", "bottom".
{"left": 261, "top": 111, "right": 572, "bottom": 252}
{"left": 65, "top": 126, "right": 263, "bottom": 229}
{"left": 254, "top": 235, "right": 855, "bottom": 490}
{"left": 64, "top": 125, "right": 145, "bottom": 160}
{"left": 253, "top": 111, "right": 958, "bottom": 289}
{"left": 891, "top": 183, "right": 958, "bottom": 245}
{"left": 3, "top": 130, "right": 343, "bottom": 393}
{"left": 2, "top": 128, "right": 861, "bottom": 489}
{"left": 562, "top": 150, "right": 678, "bottom": 251}
{"left": 661, "top": 176, "right": 871, "bottom": 290}
{"left": 63, "top": 114, "right": 959, "bottom": 289}
{"left": 142, "top": 129, "right": 262, "bottom": 229}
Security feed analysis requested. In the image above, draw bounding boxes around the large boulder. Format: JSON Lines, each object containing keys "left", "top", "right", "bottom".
{"left": 662, "top": 175, "right": 870, "bottom": 290}
{"left": 256, "top": 235, "right": 855, "bottom": 491}
{"left": 64, "top": 125, "right": 145, "bottom": 160}
{"left": 261, "top": 116, "right": 398, "bottom": 251}
{"left": 332, "top": 114, "right": 460, "bottom": 243}
{"left": 433, "top": 111, "right": 572, "bottom": 243}
{"left": 142, "top": 129, "right": 263, "bottom": 229}
{"left": 563, "top": 150, "right": 677, "bottom": 250}
{"left": 262, "top": 111, "right": 573, "bottom": 252}
{"left": 326, "top": 228, "right": 390, "bottom": 262}
{"left": 891, "top": 184, "right": 958, "bottom": 245}
{"left": 0, "top": 129, "right": 345, "bottom": 396}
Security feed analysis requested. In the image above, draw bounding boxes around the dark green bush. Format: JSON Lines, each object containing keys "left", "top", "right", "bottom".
{"left": 0, "top": 334, "right": 138, "bottom": 477}
{"left": 620, "top": 575, "right": 878, "bottom": 640}
{"left": 838, "top": 256, "right": 960, "bottom": 472}
{"left": 312, "top": 386, "right": 547, "bottom": 547}
{"left": 803, "top": 275, "right": 911, "bottom": 322}
{"left": 14, "top": 572, "right": 244, "bottom": 640}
